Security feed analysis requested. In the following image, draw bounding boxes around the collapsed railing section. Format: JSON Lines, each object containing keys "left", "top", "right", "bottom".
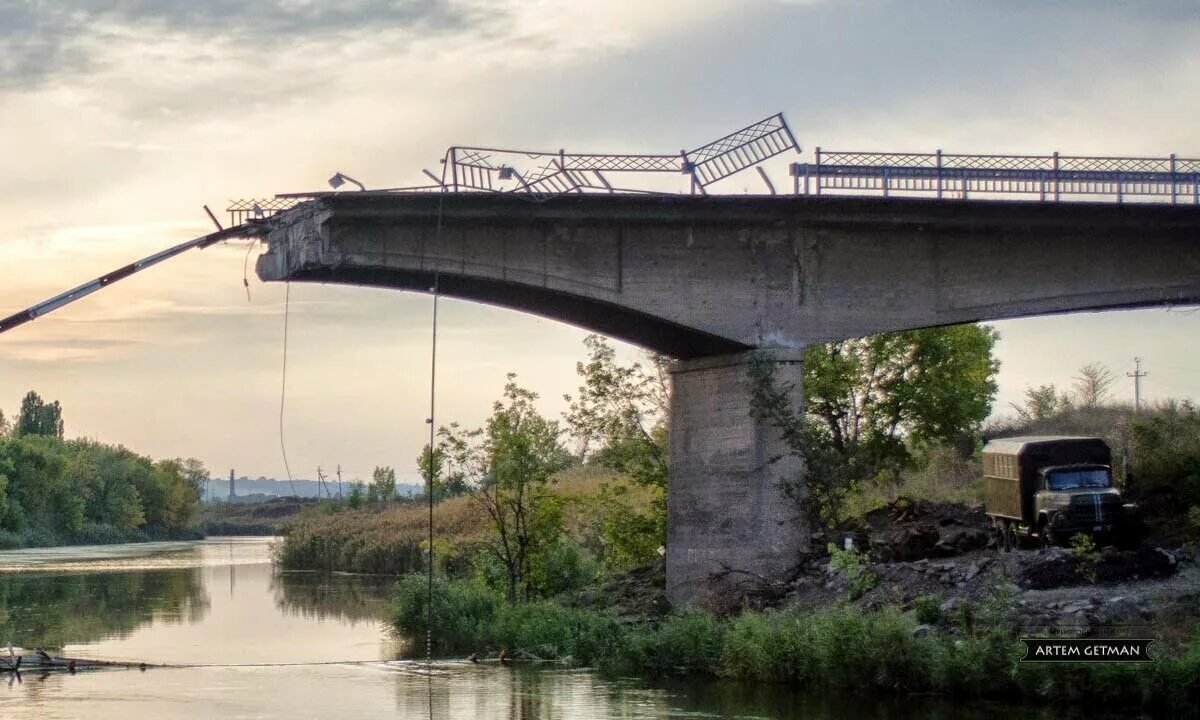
{"left": 791, "top": 149, "right": 1200, "bottom": 204}
{"left": 226, "top": 114, "right": 801, "bottom": 224}
{"left": 442, "top": 112, "right": 799, "bottom": 196}
{"left": 226, "top": 118, "right": 1200, "bottom": 226}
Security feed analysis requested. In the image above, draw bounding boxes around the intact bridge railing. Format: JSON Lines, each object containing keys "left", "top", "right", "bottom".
{"left": 226, "top": 112, "right": 1200, "bottom": 225}
{"left": 793, "top": 149, "right": 1200, "bottom": 204}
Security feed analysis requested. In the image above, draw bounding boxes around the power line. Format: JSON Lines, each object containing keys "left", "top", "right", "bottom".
{"left": 1127, "top": 357, "right": 1149, "bottom": 412}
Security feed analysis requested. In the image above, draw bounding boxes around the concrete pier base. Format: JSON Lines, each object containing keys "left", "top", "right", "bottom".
{"left": 665, "top": 349, "right": 809, "bottom": 606}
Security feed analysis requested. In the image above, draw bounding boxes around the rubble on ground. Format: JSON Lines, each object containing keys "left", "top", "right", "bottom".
{"left": 774, "top": 498, "right": 1199, "bottom": 635}
{"left": 855, "top": 498, "right": 991, "bottom": 562}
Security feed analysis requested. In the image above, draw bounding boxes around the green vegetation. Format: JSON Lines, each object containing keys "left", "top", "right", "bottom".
{"left": 990, "top": 390, "right": 1200, "bottom": 545}
{"left": 749, "top": 325, "right": 999, "bottom": 527}
{"left": 270, "top": 331, "right": 1200, "bottom": 711}
{"left": 913, "top": 594, "right": 943, "bottom": 625}
{"left": 0, "top": 391, "right": 206, "bottom": 548}
{"left": 825, "top": 543, "right": 877, "bottom": 600}
{"left": 563, "top": 334, "right": 669, "bottom": 555}
{"left": 438, "top": 375, "right": 574, "bottom": 601}
{"left": 1068, "top": 533, "right": 1100, "bottom": 582}
{"left": 391, "top": 578, "right": 1200, "bottom": 713}
{"left": 276, "top": 467, "right": 653, "bottom": 579}
{"left": 279, "top": 339, "right": 667, "bottom": 582}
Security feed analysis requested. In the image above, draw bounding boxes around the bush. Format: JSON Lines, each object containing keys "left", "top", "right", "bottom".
{"left": 20, "top": 525, "right": 60, "bottom": 548}
{"left": 1069, "top": 533, "right": 1100, "bottom": 582}
{"left": 827, "top": 543, "right": 877, "bottom": 599}
{"left": 491, "top": 601, "right": 625, "bottom": 665}
{"left": 638, "top": 610, "right": 725, "bottom": 673}
{"left": 528, "top": 538, "right": 601, "bottom": 596}
{"left": 73, "top": 522, "right": 141, "bottom": 545}
{"left": 387, "top": 586, "right": 1200, "bottom": 712}
{"left": 391, "top": 575, "right": 625, "bottom": 663}
{"left": 391, "top": 574, "right": 498, "bottom": 653}
{"left": 914, "top": 594, "right": 942, "bottom": 625}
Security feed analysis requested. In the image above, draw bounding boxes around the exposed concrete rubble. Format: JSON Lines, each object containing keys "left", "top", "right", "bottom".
{"left": 856, "top": 499, "right": 992, "bottom": 562}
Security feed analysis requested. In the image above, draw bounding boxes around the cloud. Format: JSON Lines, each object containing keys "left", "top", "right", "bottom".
{"left": 0, "top": 0, "right": 498, "bottom": 90}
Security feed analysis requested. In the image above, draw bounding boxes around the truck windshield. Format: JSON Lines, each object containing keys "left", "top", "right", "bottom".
{"left": 1046, "top": 468, "right": 1110, "bottom": 491}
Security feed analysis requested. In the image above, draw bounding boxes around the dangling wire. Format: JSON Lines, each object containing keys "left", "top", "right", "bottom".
{"left": 242, "top": 238, "right": 259, "bottom": 302}
{"left": 279, "top": 282, "right": 298, "bottom": 499}
{"left": 426, "top": 186, "right": 446, "bottom": 714}
{"left": 427, "top": 193, "right": 446, "bottom": 656}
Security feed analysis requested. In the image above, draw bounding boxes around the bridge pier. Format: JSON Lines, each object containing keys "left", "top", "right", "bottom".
{"left": 666, "top": 348, "right": 808, "bottom": 606}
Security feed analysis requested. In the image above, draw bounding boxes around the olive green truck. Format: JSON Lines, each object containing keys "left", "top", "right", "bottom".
{"left": 983, "top": 436, "right": 1135, "bottom": 550}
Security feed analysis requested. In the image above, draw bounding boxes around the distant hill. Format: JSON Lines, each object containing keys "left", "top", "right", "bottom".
{"left": 203, "top": 476, "right": 422, "bottom": 503}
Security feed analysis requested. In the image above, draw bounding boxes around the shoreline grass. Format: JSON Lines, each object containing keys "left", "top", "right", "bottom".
{"left": 390, "top": 574, "right": 1200, "bottom": 714}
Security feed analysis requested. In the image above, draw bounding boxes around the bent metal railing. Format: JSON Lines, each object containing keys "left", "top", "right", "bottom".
{"left": 791, "top": 148, "right": 1200, "bottom": 204}
{"left": 227, "top": 113, "right": 1200, "bottom": 225}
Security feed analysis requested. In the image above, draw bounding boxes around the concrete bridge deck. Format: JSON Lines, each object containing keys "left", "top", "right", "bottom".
{"left": 256, "top": 192, "right": 1200, "bottom": 604}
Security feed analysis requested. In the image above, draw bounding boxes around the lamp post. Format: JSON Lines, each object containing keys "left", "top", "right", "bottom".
{"left": 328, "top": 172, "right": 366, "bottom": 191}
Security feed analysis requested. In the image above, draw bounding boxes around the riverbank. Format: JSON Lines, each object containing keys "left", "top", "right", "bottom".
{"left": 199, "top": 497, "right": 316, "bottom": 537}
{"left": 390, "top": 568, "right": 1200, "bottom": 714}
{"left": 0, "top": 523, "right": 204, "bottom": 550}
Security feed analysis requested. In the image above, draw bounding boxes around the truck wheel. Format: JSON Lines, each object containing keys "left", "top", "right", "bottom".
{"left": 1038, "top": 518, "right": 1056, "bottom": 548}
{"left": 1005, "top": 521, "right": 1019, "bottom": 552}
{"left": 991, "top": 519, "right": 1006, "bottom": 552}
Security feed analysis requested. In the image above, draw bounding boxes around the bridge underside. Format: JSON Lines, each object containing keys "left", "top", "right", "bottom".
{"left": 257, "top": 192, "right": 1200, "bottom": 605}
{"left": 286, "top": 266, "right": 749, "bottom": 358}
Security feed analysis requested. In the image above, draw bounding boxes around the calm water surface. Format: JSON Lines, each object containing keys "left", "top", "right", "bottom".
{"left": 0, "top": 537, "right": 1062, "bottom": 719}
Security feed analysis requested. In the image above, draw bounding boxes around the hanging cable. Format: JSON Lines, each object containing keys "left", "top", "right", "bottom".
{"left": 242, "top": 237, "right": 259, "bottom": 302}
{"left": 426, "top": 192, "right": 445, "bottom": 675}
{"left": 279, "top": 282, "right": 298, "bottom": 498}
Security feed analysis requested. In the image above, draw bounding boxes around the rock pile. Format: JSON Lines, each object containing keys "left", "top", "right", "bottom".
{"left": 857, "top": 498, "right": 990, "bottom": 562}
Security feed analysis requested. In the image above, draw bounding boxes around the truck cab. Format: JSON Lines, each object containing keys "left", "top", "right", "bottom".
{"left": 1034, "top": 463, "right": 1124, "bottom": 544}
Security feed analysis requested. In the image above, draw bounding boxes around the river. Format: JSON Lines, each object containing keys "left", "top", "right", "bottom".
{"left": 0, "top": 537, "right": 1072, "bottom": 719}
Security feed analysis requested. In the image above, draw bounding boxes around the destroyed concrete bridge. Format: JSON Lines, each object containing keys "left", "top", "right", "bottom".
{"left": 255, "top": 190, "right": 1200, "bottom": 604}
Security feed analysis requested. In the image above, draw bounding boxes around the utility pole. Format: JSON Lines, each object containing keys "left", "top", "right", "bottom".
{"left": 337, "top": 464, "right": 343, "bottom": 500}
{"left": 1127, "top": 357, "right": 1148, "bottom": 411}
{"left": 317, "top": 466, "right": 328, "bottom": 499}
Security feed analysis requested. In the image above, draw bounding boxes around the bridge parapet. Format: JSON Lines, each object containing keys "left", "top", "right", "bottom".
{"left": 796, "top": 148, "right": 1200, "bottom": 204}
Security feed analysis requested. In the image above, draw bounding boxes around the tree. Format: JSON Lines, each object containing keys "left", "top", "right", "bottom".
{"left": 181, "top": 459, "right": 210, "bottom": 498}
{"left": 563, "top": 335, "right": 670, "bottom": 563}
{"left": 442, "top": 375, "right": 572, "bottom": 602}
{"left": 417, "top": 444, "right": 467, "bottom": 500}
{"left": 370, "top": 466, "right": 397, "bottom": 505}
{"left": 804, "top": 325, "right": 999, "bottom": 470}
{"left": 346, "top": 482, "right": 365, "bottom": 509}
{"left": 751, "top": 325, "right": 1000, "bottom": 527}
{"left": 0, "top": 408, "right": 10, "bottom": 438}
{"left": 1011, "top": 384, "right": 1071, "bottom": 421}
{"left": 1073, "top": 362, "right": 1115, "bottom": 408}
{"left": 563, "top": 335, "right": 669, "bottom": 489}
{"left": 15, "top": 391, "right": 64, "bottom": 439}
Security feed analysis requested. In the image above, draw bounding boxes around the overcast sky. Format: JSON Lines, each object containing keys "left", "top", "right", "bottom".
{"left": 2, "top": 0, "right": 1198, "bottom": 484}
